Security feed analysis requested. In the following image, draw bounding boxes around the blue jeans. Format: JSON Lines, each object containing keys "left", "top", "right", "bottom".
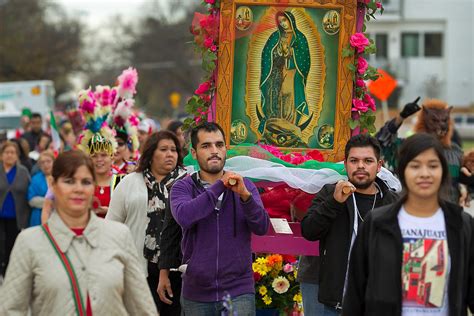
{"left": 300, "top": 282, "right": 340, "bottom": 316}
{"left": 181, "top": 293, "right": 256, "bottom": 316}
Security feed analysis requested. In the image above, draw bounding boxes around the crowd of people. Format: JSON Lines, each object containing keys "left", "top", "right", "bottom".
{"left": 0, "top": 91, "right": 474, "bottom": 316}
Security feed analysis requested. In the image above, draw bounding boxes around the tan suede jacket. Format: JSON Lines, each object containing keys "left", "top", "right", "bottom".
{"left": 0, "top": 212, "right": 157, "bottom": 316}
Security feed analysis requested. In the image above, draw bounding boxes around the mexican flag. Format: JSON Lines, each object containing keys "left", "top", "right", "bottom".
{"left": 50, "top": 111, "right": 61, "bottom": 156}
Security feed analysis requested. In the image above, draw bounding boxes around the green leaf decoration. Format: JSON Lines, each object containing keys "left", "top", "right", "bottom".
{"left": 367, "top": 125, "right": 377, "bottom": 134}
{"left": 349, "top": 118, "right": 360, "bottom": 129}
{"left": 342, "top": 47, "right": 355, "bottom": 58}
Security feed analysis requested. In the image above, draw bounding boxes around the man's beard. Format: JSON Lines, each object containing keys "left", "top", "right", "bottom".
{"left": 350, "top": 172, "right": 376, "bottom": 189}
{"left": 352, "top": 180, "right": 373, "bottom": 190}
{"left": 199, "top": 156, "right": 226, "bottom": 174}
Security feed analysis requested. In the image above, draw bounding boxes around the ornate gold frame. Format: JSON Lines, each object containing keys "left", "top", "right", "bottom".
{"left": 216, "top": 0, "right": 356, "bottom": 162}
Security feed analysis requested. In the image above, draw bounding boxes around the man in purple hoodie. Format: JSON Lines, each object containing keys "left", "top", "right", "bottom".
{"left": 170, "top": 122, "right": 269, "bottom": 315}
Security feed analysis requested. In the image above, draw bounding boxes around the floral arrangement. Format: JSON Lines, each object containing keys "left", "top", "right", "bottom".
{"left": 186, "top": 0, "right": 384, "bottom": 135}
{"left": 342, "top": 0, "right": 385, "bottom": 134}
{"left": 183, "top": 0, "right": 221, "bottom": 130}
{"left": 258, "top": 143, "right": 324, "bottom": 165}
{"left": 253, "top": 254, "right": 302, "bottom": 312}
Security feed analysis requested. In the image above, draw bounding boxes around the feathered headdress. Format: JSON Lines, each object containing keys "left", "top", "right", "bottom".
{"left": 77, "top": 86, "right": 117, "bottom": 156}
{"left": 109, "top": 67, "right": 140, "bottom": 156}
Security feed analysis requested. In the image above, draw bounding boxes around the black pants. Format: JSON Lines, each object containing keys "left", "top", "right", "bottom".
{"left": 147, "top": 261, "right": 182, "bottom": 316}
{"left": 0, "top": 218, "right": 19, "bottom": 276}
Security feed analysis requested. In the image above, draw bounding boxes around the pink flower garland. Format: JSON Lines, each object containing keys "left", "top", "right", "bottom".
{"left": 258, "top": 143, "right": 324, "bottom": 164}
{"left": 349, "top": 33, "right": 377, "bottom": 115}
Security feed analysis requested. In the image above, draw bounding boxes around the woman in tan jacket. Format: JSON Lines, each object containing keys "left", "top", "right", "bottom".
{"left": 0, "top": 150, "right": 157, "bottom": 316}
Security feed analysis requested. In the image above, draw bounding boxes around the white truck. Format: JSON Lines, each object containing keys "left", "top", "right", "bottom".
{"left": 0, "top": 80, "right": 55, "bottom": 136}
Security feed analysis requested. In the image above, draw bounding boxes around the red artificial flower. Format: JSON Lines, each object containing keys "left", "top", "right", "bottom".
{"left": 307, "top": 149, "right": 324, "bottom": 162}
{"left": 253, "top": 271, "right": 262, "bottom": 282}
{"left": 282, "top": 255, "right": 298, "bottom": 264}
{"left": 204, "top": 37, "right": 214, "bottom": 48}
{"left": 357, "top": 57, "right": 369, "bottom": 75}
{"left": 364, "top": 94, "right": 376, "bottom": 112}
{"left": 356, "top": 79, "right": 366, "bottom": 88}
{"left": 352, "top": 98, "right": 369, "bottom": 112}
{"left": 195, "top": 81, "right": 211, "bottom": 95}
{"left": 350, "top": 33, "right": 370, "bottom": 54}
{"left": 201, "top": 94, "right": 211, "bottom": 102}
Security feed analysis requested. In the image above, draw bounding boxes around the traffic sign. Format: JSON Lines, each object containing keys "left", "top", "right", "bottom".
{"left": 368, "top": 69, "right": 397, "bottom": 102}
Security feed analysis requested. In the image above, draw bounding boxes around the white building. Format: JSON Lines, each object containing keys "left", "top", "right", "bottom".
{"left": 366, "top": 0, "right": 474, "bottom": 108}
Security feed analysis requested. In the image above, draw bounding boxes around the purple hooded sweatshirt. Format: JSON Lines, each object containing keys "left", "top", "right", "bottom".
{"left": 170, "top": 175, "right": 269, "bottom": 302}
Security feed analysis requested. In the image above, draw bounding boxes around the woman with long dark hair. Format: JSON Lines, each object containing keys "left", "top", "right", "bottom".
{"left": 107, "top": 130, "right": 187, "bottom": 314}
{"left": 343, "top": 133, "right": 474, "bottom": 315}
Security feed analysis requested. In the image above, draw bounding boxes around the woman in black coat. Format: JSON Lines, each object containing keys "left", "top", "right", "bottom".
{"left": 0, "top": 140, "right": 31, "bottom": 277}
{"left": 343, "top": 133, "right": 474, "bottom": 316}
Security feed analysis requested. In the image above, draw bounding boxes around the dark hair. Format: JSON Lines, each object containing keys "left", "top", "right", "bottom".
{"left": 137, "top": 131, "right": 183, "bottom": 172}
{"left": 11, "top": 138, "right": 30, "bottom": 157}
{"left": 190, "top": 122, "right": 226, "bottom": 149}
{"left": 344, "top": 134, "right": 381, "bottom": 160}
{"left": 38, "top": 134, "right": 52, "bottom": 147}
{"left": 52, "top": 150, "right": 95, "bottom": 183}
{"left": 167, "top": 120, "right": 183, "bottom": 134}
{"left": 397, "top": 133, "right": 450, "bottom": 200}
{"left": 31, "top": 113, "right": 42, "bottom": 120}
{"left": 115, "top": 131, "right": 133, "bottom": 152}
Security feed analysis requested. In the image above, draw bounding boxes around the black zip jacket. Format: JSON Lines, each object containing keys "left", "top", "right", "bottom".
{"left": 343, "top": 199, "right": 474, "bottom": 316}
{"left": 301, "top": 178, "right": 399, "bottom": 309}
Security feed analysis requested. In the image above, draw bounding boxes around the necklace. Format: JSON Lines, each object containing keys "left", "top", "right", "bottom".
{"left": 355, "top": 192, "right": 377, "bottom": 223}
{"left": 99, "top": 186, "right": 104, "bottom": 194}
{"left": 354, "top": 183, "right": 380, "bottom": 223}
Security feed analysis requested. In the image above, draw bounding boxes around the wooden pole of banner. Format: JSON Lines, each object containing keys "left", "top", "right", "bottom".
{"left": 382, "top": 100, "right": 389, "bottom": 123}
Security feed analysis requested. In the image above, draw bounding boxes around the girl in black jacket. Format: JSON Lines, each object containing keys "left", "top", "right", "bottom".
{"left": 343, "top": 133, "right": 474, "bottom": 316}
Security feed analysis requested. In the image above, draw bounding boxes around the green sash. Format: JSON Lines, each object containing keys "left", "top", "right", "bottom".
{"left": 41, "top": 223, "right": 86, "bottom": 316}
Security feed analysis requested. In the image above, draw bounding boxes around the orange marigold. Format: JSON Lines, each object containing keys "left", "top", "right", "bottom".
{"left": 266, "top": 254, "right": 283, "bottom": 266}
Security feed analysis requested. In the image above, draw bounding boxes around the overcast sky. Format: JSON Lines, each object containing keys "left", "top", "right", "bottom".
{"left": 54, "top": 0, "right": 152, "bottom": 26}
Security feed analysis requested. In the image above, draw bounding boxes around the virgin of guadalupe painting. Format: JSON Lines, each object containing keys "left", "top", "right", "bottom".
{"left": 258, "top": 11, "right": 313, "bottom": 147}
{"left": 242, "top": 6, "right": 327, "bottom": 148}
{"left": 217, "top": 0, "right": 356, "bottom": 160}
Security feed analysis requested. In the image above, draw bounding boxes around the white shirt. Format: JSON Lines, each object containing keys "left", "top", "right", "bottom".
{"left": 398, "top": 207, "right": 450, "bottom": 316}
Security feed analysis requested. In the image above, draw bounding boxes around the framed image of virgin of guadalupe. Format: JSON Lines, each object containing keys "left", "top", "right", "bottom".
{"left": 216, "top": 0, "right": 357, "bottom": 162}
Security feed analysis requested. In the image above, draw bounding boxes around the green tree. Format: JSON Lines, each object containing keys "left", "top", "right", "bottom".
{"left": 0, "top": 0, "right": 83, "bottom": 94}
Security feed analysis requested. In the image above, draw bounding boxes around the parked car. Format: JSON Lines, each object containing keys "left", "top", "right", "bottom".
{"left": 453, "top": 113, "right": 474, "bottom": 140}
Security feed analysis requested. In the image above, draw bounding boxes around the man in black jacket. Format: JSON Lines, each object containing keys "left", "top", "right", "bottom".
{"left": 301, "top": 134, "right": 399, "bottom": 314}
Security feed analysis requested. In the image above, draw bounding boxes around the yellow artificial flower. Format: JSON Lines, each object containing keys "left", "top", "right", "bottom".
{"left": 263, "top": 295, "right": 272, "bottom": 305}
{"left": 253, "top": 257, "right": 272, "bottom": 276}
{"left": 259, "top": 285, "right": 268, "bottom": 296}
{"left": 293, "top": 293, "right": 303, "bottom": 304}
{"left": 256, "top": 257, "right": 268, "bottom": 265}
